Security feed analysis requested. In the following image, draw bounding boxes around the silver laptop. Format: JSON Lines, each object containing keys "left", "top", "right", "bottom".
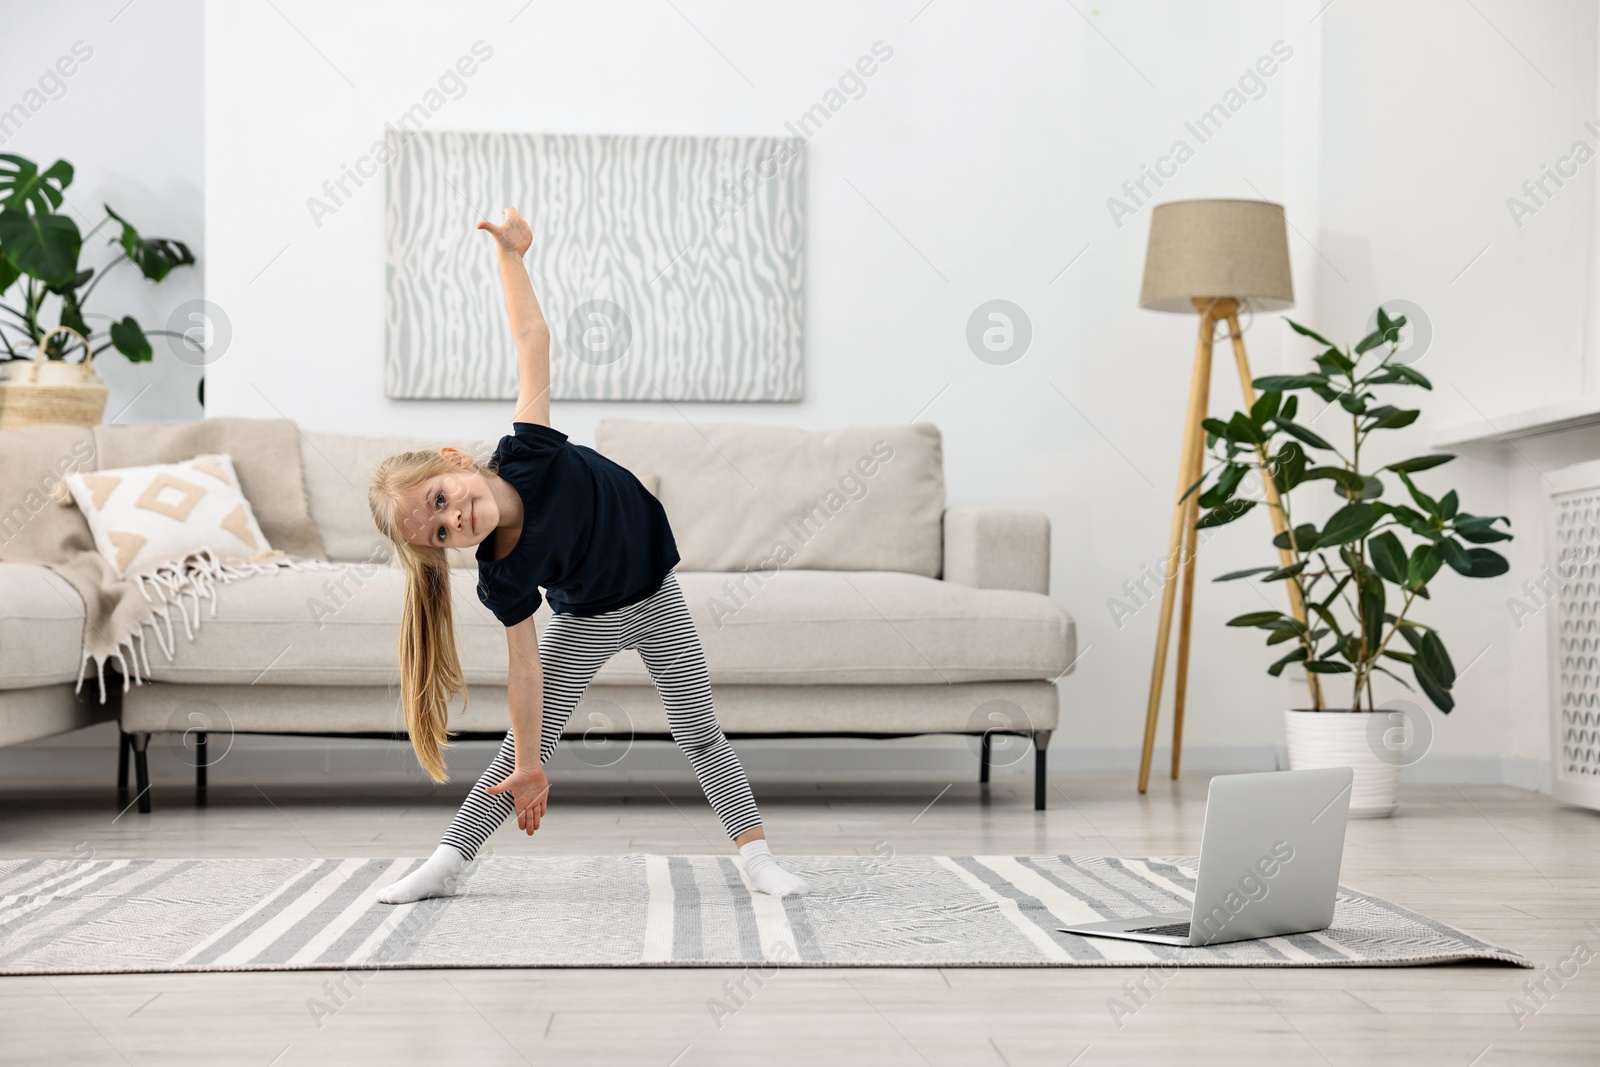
{"left": 1059, "top": 767, "right": 1353, "bottom": 947}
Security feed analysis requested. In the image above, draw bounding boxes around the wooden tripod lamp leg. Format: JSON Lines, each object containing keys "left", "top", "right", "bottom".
{"left": 1138, "top": 307, "right": 1218, "bottom": 793}
{"left": 1170, "top": 447, "right": 1204, "bottom": 780}
{"left": 1224, "top": 312, "right": 1323, "bottom": 709}
{"left": 1169, "top": 302, "right": 1217, "bottom": 781}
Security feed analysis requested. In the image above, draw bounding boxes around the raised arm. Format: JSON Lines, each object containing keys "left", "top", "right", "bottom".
{"left": 477, "top": 207, "right": 550, "bottom": 427}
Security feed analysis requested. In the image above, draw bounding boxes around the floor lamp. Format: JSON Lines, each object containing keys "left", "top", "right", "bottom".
{"left": 1135, "top": 198, "right": 1320, "bottom": 794}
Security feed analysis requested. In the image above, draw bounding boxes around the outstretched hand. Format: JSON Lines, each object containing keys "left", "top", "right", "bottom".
{"left": 477, "top": 206, "right": 533, "bottom": 257}
{"left": 485, "top": 764, "right": 550, "bottom": 835}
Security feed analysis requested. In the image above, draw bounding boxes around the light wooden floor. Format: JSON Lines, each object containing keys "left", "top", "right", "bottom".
{"left": 2, "top": 763, "right": 1597, "bottom": 1066}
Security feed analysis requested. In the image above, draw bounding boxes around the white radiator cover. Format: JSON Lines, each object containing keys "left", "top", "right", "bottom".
{"left": 1547, "top": 460, "right": 1600, "bottom": 811}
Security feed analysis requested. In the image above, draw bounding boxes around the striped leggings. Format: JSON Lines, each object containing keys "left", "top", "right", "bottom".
{"left": 440, "top": 570, "right": 763, "bottom": 859}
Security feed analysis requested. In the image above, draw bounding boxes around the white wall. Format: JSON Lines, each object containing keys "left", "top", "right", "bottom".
{"left": 1067, "top": 1, "right": 1327, "bottom": 765}
{"left": 11, "top": 0, "right": 1577, "bottom": 781}
{"left": 0, "top": 0, "right": 204, "bottom": 422}
{"left": 1313, "top": 0, "right": 1597, "bottom": 780}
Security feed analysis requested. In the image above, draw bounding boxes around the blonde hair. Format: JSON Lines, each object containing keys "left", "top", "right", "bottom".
{"left": 368, "top": 447, "right": 496, "bottom": 782}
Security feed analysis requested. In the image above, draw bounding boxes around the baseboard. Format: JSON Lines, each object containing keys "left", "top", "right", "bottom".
{"left": 1394, "top": 752, "right": 1552, "bottom": 793}
{"left": 1055, "top": 745, "right": 1282, "bottom": 774}
{"left": 1039, "top": 746, "right": 1555, "bottom": 792}
{"left": 1500, "top": 754, "right": 1555, "bottom": 793}
{"left": 0, "top": 729, "right": 1554, "bottom": 791}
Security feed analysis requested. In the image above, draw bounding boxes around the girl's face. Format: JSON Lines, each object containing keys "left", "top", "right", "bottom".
{"left": 397, "top": 462, "right": 500, "bottom": 549}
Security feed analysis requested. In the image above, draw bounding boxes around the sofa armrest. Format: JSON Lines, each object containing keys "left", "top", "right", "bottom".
{"left": 942, "top": 508, "right": 1051, "bottom": 594}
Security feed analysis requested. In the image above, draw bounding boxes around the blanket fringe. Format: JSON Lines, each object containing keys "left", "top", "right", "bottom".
{"left": 76, "top": 548, "right": 350, "bottom": 705}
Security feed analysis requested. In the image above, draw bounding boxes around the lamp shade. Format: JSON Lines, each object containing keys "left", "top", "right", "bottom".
{"left": 1138, "top": 198, "right": 1294, "bottom": 313}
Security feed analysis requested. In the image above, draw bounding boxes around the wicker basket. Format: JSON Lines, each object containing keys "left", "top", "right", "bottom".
{"left": 0, "top": 325, "right": 109, "bottom": 429}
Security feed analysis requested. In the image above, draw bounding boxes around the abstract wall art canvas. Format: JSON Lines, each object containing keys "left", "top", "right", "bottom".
{"left": 385, "top": 130, "right": 805, "bottom": 401}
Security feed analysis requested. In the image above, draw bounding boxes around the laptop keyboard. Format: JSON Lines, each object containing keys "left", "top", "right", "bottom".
{"left": 1128, "top": 922, "right": 1191, "bottom": 938}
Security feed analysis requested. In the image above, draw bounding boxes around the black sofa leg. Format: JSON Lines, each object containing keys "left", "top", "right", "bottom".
{"left": 132, "top": 733, "right": 152, "bottom": 814}
{"left": 1032, "top": 729, "right": 1052, "bottom": 811}
{"left": 106, "top": 669, "right": 128, "bottom": 803}
{"left": 979, "top": 733, "right": 991, "bottom": 784}
{"left": 117, "top": 731, "right": 131, "bottom": 794}
{"left": 195, "top": 730, "right": 207, "bottom": 807}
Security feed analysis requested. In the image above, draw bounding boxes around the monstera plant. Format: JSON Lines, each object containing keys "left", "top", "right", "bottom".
{"left": 0, "top": 152, "right": 194, "bottom": 363}
{"left": 1189, "top": 306, "right": 1512, "bottom": 717}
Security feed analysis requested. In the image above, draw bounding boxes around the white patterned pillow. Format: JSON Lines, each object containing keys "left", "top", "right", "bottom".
{"left": 64, "top": 453, "right": 278, "bottom": 577}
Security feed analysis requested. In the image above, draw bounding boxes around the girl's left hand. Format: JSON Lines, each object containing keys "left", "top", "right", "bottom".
{"left": 477, "top": 206, "right": 533, "bottom": 257}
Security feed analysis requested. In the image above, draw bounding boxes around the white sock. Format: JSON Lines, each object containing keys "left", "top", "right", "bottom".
{"left": 738, "top": 839, "right": 808, "bottom": 897}
{"left": 376, "top": 844, "right": 468, "bottom": 904}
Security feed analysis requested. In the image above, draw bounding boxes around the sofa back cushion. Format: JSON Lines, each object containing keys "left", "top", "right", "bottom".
{"left": 301, "top": 430, "right": 496, "bottom": 565}
{"left": 595, "top": 419, "right": 945, "bottom": 577}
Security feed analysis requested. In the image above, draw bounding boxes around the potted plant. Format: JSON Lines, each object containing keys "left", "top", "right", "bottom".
{"left": 1189, "top": 306, "right": 1511, "bottom": 817}
{"left": 0, "top": 153, "right": 195, "bottom": 424}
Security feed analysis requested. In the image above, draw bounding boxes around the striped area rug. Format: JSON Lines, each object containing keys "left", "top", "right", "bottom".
{"left": 0, "top": 854, "right": 1526, "bottom": 974}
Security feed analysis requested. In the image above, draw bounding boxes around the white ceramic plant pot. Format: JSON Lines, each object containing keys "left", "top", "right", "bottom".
{"left": 1283, "top": 709, "right": 1400, "bottom": 818}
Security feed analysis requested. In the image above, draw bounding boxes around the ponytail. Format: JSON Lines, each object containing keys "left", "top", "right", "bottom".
{"left": 396, "top": 550, "right": 465, "bottom": 781}
{"left": 369, "top": 448, "right": 480, "bottom": 781}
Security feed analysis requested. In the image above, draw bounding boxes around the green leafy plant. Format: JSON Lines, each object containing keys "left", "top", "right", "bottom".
{"left": 1189, "top": 306, "right": 1511, "bottom": 713}
{"left": 0, "top": 152, "right": 195, "bottom": 363}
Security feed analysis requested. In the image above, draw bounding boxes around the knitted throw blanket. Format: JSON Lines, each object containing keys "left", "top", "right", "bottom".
{"left": 0, "top": 418, "right": 339, "bottom": 702}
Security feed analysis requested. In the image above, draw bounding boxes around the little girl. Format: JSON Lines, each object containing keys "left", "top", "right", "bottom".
{"left": 367, "top": 206, "right": 807, "bottom": 903}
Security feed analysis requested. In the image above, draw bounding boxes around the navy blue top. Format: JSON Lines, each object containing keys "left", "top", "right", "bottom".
{"left": 475, "top": 422, "right": 679, "bottom": 626}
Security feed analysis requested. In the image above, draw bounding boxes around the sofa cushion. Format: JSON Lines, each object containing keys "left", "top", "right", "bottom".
{"left": 135, "top": 567, "right": 1073, "bottom": 688}
{"left": 595, "top": 419, "right": 946, "bottom": 578}
{"left": 680, "top": 569, "right": 1073, "bottom": 684}
{"left": 299, "top": 430, "right": 498, "bottom": 563}
{"left": 91, "top": 418, "right": 328, "bottom": 560}
{"left": 139, "top": 562, "right": 507, "bottom": 686}
{"left": 0, "top": 562, "right": 88, "bottom": 690}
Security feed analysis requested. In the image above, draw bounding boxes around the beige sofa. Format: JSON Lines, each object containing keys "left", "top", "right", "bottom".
{"left": 2, "top": 419, "right": 1076, "bottom": 811}
{"left": 0, "top": 563, "right": 119, "bottom": 746}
